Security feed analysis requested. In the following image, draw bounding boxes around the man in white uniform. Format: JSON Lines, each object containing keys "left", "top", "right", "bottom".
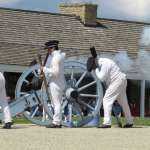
{"left": 41, "top": 40, "right": 66, "bottom": 128}
{"left": 87, "top": 47, "right": 133, "bottom": 128}
{"left": 0, "top": 72, "right": 12, "bottom": 129}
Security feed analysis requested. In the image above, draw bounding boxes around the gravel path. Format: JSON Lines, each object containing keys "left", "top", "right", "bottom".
{"left": 0, "top": 124, "right": 150, "bottom": 150}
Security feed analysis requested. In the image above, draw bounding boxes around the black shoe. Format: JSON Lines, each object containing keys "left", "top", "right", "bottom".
{"left": 123, "top": 123, "right": 133, "bottom": 128}
{"left": 46, "top": 123, "right": 62, "bottom": 128}
{"left": 100, "top": 124, "right": 111, "bottom": 128}
{"left": 3, "top": 122, "right": 13, "bottom": 129}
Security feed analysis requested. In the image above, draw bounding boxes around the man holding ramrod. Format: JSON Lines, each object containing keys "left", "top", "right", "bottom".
{"left": 40, "top": 40, "right": 66, "bottom": 128}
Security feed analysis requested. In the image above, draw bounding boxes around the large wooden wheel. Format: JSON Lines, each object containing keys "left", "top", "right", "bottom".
{"left": 41, "top": 61, "right": 103, "bottom": 127}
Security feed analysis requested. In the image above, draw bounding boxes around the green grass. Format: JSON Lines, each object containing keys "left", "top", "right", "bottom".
{"left": 13, "top": 116, "right": 150, "bottom": 126}
{"left": 133, "top": 117, "right": 150, "bottom": 126}
{"left": 13, "top": 116, "right": 31, "bottom": 124}
{"left": 111, "top": 116, "right": 150, "bottom": 126}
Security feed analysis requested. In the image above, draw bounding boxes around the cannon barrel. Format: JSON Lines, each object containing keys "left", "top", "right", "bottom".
{"left": 0, "top": 92, "right": 40, "bottom": 120}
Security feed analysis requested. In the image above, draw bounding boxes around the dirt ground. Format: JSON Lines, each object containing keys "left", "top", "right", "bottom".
{"left": 0, "top": 124, "right": 150, "bottom": 150}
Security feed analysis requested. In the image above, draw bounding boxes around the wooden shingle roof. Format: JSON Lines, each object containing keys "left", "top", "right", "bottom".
{"left": 0, "top": 7, "right": 150, "bottom": 66}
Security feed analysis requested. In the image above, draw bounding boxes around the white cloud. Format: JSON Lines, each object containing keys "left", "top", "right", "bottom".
{"left": 100, "top": 0, "right": 150, "bottom": 22}
{"left": 113, "top": 0, "right": 150, "bottom": 18}
{"left": 0, "top": 0, "right": 21, "bottom": 6}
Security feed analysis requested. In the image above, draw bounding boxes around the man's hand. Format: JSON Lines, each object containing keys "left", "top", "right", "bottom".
{"left": 93, "top": 59, "right": 98, "bottom": 70}
{"left": 87, "top": 46, "right": 98, "bottom": 72}
{"left": 40, "top": 66, "right": 44, "bottom": 78}
{"left": 87, "top": 57, "right": 97, "bottom": 72}
{"left": 40, "top": 66, "right": 44, "bottom": 72}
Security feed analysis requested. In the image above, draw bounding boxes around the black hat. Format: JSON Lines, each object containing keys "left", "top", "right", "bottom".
{"left": 44, "top": 40, "right": 59, "bottom": 49}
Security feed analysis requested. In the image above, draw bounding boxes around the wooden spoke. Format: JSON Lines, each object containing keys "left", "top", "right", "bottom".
{"left": 78, "top": 81, "right": 96, "bottom": 92}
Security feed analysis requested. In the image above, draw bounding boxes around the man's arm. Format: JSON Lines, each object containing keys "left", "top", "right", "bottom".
{"left": 43, "top": 54, "right": 62, "bottom": 77}
{"left": 95, "top": 63, "right": 108, "bottom": 81}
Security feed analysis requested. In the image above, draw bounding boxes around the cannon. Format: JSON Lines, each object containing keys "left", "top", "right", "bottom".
{"left": 0, "top": 61, "right": 103, "bottom": 127}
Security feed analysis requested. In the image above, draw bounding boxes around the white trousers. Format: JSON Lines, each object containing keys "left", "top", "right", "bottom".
{"left": 103, "top": 77, "right": 133, "bottom": 125}
{"left": 49, "top": 83, "right": 63, "bottom": 125}
{"left": 0, "top": 73, "right": 12, "bottom": 123}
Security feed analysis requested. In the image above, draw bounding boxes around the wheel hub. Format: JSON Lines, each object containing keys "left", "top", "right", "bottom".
{"left": 65, "top": 88, "right": 79, "bottom": 101}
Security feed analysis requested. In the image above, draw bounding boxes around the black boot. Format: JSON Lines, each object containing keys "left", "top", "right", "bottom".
{"left": 46, "top": 123, "right": 62, "bottom": 128}
{"left": 3, "top": 122, "right": 13, "bottom": 129}
{"left": 100, "top": 124, "right": 111, "bottom": 128}
{"left": 123, "top": 123, "right": 133, "bottom": 128}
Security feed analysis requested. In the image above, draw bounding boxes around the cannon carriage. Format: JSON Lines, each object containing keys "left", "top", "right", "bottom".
{"left": 0, "top": 61, "right": 103, "bottom": 127}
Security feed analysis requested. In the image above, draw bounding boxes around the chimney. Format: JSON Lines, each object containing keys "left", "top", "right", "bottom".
{"left": 59, "top": 3, "right": 98, "bottom": 26}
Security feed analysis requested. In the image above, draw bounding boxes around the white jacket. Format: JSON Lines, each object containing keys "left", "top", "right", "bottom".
{"left": 94, "top": 58, "right": 126, "bottom": 86}
{"left": 43, "top": 50, "right": 66, "bottom": 90}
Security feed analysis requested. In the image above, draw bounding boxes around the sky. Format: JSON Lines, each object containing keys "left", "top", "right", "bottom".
{"left": 0, "top": 0, "right": 150, "bottom": 23}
